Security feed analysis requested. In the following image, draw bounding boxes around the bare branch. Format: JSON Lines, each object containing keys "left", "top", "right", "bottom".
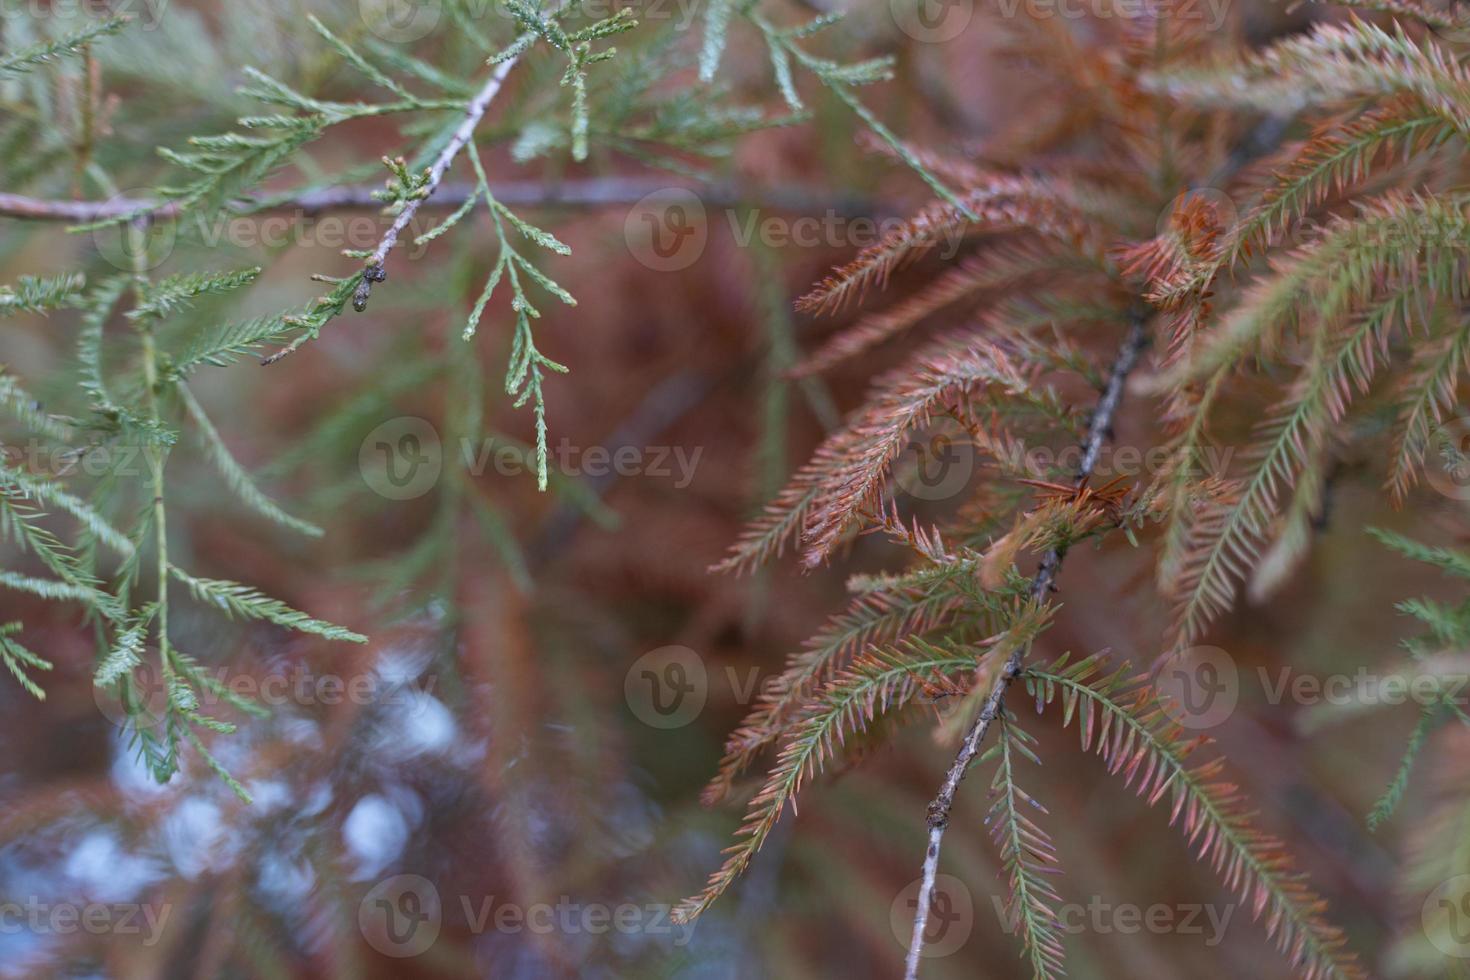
{"left": 0, "top": 179, "right": 877, "bottom": 224}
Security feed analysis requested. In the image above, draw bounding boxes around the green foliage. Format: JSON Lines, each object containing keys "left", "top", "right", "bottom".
{"left": 92, "top": 605, "right": 151, "bottom": 688}
{"left": 502, "top": 1, "right": 636, "bottom": 161}
{"left": 176, "top": 382, "right": 322, "bottom": 538}
{"left": 0, "top": 272, "right": 85, "bottom": 314}
{"left": 1325, "top": 529, "right": 1470, "bottom": 830}
{"left": 0, "top": 481, "right": 125, "bottom": 622}
{"left": 0, "top": 621, "right": 51, "bottom": 700}
{"left": 3, "top": 1, "right": 1446, "bottom": 973}
{"left": 0, "top": 241, "right": 364, "bottom": 793}
{"left": 744, "top": 9, "right": 975, "bottom": 216}
{"left": 0, "top": 14, "right": 125, "bottom": 76}
{"left": 126, "top": 268, "right": 261, "bottom": 322}
{"left": 169, "top": 567, "right": 366, "bottom": 643}
{"left": 675, "top": 638, "right": 990, "bottom": 924}
{"left": 1025, "top": 655, "right": 1363, "bottom": 980}
{"left": 983, "top": 719, "right": 1066, "bottom": 979}
{"left": 458, "top": 142, "right": 573, "bottom": 491}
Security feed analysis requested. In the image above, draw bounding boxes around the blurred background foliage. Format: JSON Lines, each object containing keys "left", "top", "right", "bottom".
{"left": 0, "top": 0, "right": 1464, "bottom": 977}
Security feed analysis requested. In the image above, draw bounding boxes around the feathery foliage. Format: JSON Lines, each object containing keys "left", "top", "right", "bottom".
{"left": 983, "top": 718, "right": 1067, "bottom": 978}
{"left": 684, "top": 2, "right": 1402, "bottom": 974}
{"left": 1, "top": 0, "right": 1458, "bottom": 973}
{"left": 675, "top": 638, "right": 993, "bottom": 923}
{"left": 1025, "top": 655, "right": 1364, "bottom": 980}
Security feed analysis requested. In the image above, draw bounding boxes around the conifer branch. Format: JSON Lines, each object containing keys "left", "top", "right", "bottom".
{"left": 904, "top": 311, "right": 1147, "bottom": 979}
{"left": 674, "top": 640, "right": 988, "bottom": 924}
{"left": 351, "top": 52, "right": 524, "bottom": 314}
{"left": 1024, "top": 655, "right": 1364, "bottom": 979}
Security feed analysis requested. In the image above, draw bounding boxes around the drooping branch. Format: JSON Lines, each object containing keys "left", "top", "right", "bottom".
{"left": 902, "top": 311, "right": 1149, "bottom": 980}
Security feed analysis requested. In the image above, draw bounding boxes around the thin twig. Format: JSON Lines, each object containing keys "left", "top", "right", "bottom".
{"left": 353, "top": 53, "right": 521, "bottom": 312}
{"left": 902, "top": 312, "right": 1149, "bottom": 980}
